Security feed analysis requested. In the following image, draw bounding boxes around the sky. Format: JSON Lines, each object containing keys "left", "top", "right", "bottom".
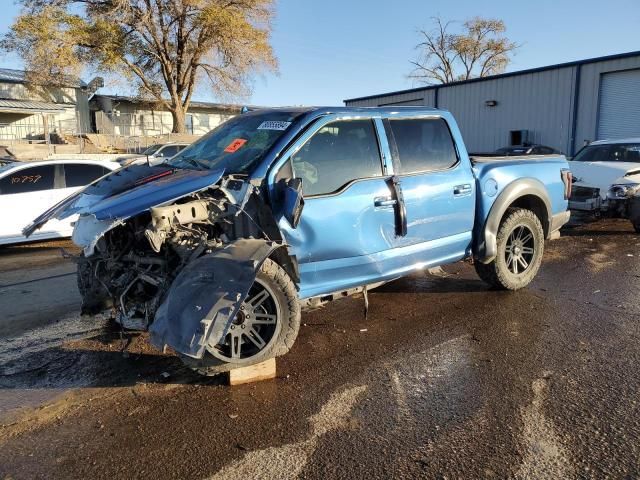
{"left": 1, "top": 0, "right": 639, "bottom": 106}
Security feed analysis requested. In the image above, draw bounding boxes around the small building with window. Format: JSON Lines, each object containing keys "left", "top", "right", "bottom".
{"left": 0, "top": 68, "right": 92, "bottom": 145}
{"left": 344, "top": 50, "right": 640, "bottom": 156}
{"left": 90, "top": 95, "right": 241, "bottom": 137}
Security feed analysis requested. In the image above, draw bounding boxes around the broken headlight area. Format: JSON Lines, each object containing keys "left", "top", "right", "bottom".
{"left": 607, "top": 183, "right": 640, "bottom": 200}
{"left": 76, "top": 185, "right": 261, "bottom": 331}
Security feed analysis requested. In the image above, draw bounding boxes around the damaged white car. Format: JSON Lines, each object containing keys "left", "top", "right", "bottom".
{"left": 569, "top": 138, "right": 640, "bottom": 232}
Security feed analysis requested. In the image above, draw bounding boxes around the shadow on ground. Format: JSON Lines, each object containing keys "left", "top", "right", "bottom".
{"left": 0, "top": 327, "right": 225, "bottom": 391}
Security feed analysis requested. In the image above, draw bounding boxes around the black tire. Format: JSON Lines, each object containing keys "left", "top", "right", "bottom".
{"left": 181, "top": 258, "right": 301, "bottom": 376}
{"left": 475, "top": 208, "right": 545, "bottom": 290}
{"left": 633, "top": 222, "right": 640, "bottom": 234}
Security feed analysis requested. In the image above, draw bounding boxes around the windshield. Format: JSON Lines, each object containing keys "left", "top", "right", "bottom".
{"left": 167, "top": 111, "right": 304, "bottom": 174}
{"left": 572, "top": 143, "right": 640, "bottom": 163}
{"left": 142, "top": 144, "right": 163, "bottom": 155}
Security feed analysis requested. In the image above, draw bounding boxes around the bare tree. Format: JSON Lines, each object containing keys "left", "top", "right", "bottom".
{"left": 2, "top": 0, "right": 278, "bottom": 133}
{"left": 409, "top": 16, "right": 519, "bottom": 85}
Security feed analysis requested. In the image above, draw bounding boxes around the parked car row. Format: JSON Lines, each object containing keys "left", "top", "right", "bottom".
{"left": 4, "top": 106, "right": 635, "bottom": 376}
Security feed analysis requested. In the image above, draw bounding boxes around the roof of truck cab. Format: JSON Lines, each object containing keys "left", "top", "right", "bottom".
{"left": 253, "top": 106, "right": 443, "bottom": 116}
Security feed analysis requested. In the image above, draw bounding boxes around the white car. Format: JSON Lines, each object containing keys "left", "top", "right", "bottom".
{"left": 569, "top": 138, "right": 640, "bottom": 232}
{"left": 0, "top": 159, "right": 120, "bottom": 245}
{"left": 118, "top": 143, "right": 189, "bottom": 167}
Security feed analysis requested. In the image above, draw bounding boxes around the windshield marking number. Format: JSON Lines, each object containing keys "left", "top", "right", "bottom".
{"left": 257, "top": 121, "right": 291, "bottom": 131}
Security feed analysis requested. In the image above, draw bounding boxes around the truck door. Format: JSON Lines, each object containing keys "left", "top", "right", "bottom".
{"left": 274, "top": 117, "right": 399, "bottom": 298}
{"left": 383, "top": 116, "right": 475, "bottom": 265}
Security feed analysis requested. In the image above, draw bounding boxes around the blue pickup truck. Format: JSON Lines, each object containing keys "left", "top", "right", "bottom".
{"left": 25, "top": 107, "right": 571, "bottom": 374}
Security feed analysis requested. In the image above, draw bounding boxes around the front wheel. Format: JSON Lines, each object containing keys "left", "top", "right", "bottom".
{"left": 180, "top": 258, "right": 301, "bottom": 376}
{"left": 475, "top": 208, "right": 545, "bottom": 290}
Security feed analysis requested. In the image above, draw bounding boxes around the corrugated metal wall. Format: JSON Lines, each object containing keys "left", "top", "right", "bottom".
{"left": 437, "top": 67, "right": 575, "bottom": 153}
{"left": 347, "top": 69, "right": 576, "bottom": 154}
{"left": 346, "top": 54, "right": 640, "bottom": 155}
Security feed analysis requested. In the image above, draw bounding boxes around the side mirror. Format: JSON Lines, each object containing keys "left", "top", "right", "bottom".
{"left": 282, "top": 178, "right": 304, "bottom": 228}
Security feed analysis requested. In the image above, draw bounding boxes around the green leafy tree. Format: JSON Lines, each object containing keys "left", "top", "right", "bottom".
{"left": 410, "top": 16, "right": 519, "bottom": 85}
{"left": 2, "top": 0, "right": 278, "bottom": 133}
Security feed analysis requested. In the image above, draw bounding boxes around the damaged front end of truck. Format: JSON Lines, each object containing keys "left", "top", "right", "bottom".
{"left": 23, "top": 110, "right": 307, "bottom": 373}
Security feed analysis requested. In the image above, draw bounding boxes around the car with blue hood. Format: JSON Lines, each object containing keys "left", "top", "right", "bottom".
{"left": 24, "top": 107, "right": 571, "bottom": 374}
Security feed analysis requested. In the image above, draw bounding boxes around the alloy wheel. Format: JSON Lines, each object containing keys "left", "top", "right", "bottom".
{"left": 504, "top": 225, "right": 536, "bottom": 275}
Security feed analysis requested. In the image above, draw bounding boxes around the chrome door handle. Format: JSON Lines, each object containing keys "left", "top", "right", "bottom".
{"left": 453, "top": 184, "right": 472, "bottom": 196}
{"left": 374, "top": 196, "right": 398, "bottom": 207}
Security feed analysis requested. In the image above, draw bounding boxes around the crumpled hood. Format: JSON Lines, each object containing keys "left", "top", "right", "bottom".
{"left": 24, "top": 164, "right": 225, "bottom": 237}
{"left": 569, "top": 161, "right": 640, "bottom": 198}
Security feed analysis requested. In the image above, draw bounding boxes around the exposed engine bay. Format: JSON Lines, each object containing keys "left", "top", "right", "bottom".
{"left": 75, "top": 175, "right": 287, "bottom": 332}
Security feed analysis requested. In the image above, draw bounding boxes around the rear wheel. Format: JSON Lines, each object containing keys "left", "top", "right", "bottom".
{"left": 475, "top": 208, "right": 545, "bottom": 290}
{"left": 181, "top": 258, "right": 301, "bottom": 375}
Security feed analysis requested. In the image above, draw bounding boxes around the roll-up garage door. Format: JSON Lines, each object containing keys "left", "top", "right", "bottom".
{"left": 597, "top": 69, "right": 640, "bottom": 140}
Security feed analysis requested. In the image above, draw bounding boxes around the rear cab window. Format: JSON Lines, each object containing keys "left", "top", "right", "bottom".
{"left": 0, "top": 165, "right": 57, "bottom": 195}
{"left": 290, "top": 119, "right": 383, "bottom": 196}
{"left": 385, "top": 117, "right": 458, "bottom": 174}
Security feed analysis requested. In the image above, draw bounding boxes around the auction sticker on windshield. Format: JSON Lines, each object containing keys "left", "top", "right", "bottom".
{"left": 224, "top": 138, "right": 248, "bottom": 153}
{"left": 258, "top": 121, "right": 291, "bottom": 131}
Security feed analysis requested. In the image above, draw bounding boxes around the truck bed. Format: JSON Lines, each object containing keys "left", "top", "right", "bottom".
{"left": 470, "top": 154, "right": 566, "bottom": 164}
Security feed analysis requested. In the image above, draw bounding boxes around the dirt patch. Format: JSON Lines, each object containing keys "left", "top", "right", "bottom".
{"left": 586, "top": 245, "right": 617, "bottom": 273}
{"left": 207, "top": 385, "right": 367, "bottom": 480}
{"left": 515, "top": 373, "right": 574, "bottom": 479}
{"left": 0, "top": 389, "right": 114, "bottom": 446}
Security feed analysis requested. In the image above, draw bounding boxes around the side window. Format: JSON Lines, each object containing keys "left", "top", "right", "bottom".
{"left": 388, "top": 118, "right": 458, "bottom": 174}
{"left": 64, "top": 164, "right": 108, "bottom": 188}
{"left": 0, "top": 165, "right": 56, "bottom": 195}
{"left": 160, "top": 146, "right": 172, "bottom": 157}
{"left": 290, "top": 119, "right": 382, "bottom": 197}
{"left": 159, "top": 146, "right": 179, "bottom": 157}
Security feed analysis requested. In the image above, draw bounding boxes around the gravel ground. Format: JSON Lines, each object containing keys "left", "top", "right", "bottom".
{"left": 0, "top": 219, "right": 639, "bottom": 479}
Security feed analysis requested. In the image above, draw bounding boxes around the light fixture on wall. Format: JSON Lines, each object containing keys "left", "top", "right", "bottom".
{"left": 485, "top": 100, "right": 498, "bottom": 107}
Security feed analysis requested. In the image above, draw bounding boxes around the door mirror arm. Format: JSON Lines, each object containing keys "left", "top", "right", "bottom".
{"left": 281, "top": 177, "right": 305, "bottom": 228}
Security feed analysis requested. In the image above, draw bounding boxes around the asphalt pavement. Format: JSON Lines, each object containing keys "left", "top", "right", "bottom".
{"left": 0, "top": 219, "right": 639, "bottom": 479}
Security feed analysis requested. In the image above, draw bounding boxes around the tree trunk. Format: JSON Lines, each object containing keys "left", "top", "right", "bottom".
{"left": 171, "top": 104, "right": 186, "bottom": 134}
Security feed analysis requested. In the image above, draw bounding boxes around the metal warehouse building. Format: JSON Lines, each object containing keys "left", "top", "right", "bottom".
{"left": 344, "top": 51, "right": 640, "bottom": 156}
